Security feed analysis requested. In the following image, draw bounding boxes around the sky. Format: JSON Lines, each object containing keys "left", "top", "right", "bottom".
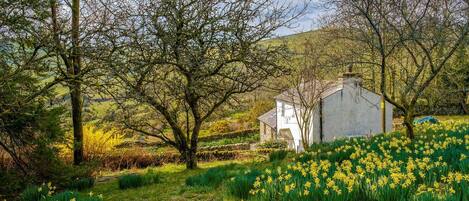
{"left": 273, "top": 0, "right": 329, "bottom": 37}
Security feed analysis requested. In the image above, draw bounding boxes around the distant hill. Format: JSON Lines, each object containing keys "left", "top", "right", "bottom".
{"left": 262, "top": 29, "right": 327, "bottom": 52}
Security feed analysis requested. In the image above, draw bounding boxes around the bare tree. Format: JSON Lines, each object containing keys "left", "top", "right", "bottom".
{"left": 99, "top": 0, "right": 305, "bottom": 169}
{"left": 328, "top": 0, "right": 469, "bottom": 138}
{"left": 49, "top": 0, "right": 110, "bottom": 164}
{"left": 285, "top": 40, "right": 334, "bottom": 149}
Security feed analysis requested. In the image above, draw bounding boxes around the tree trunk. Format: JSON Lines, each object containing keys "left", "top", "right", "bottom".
{"left": 461, "top": 102, "right": 468, "bottom": 114}
{"left": 185, "top": 148, "right": 197, "bottom": 169}
{"left": 381, "top": 96, "right": 386, "bottom": 133}
{"left": 300, "top": 117, "right": 310, "bottom": 150}
{"left": 380, "top": 60, "right": 387, "bottom": 134}
{"left": 319, "top": 98, "right": 323, "bottom": 143}
{"left": 186, "top": 121, "right": 201, "bottom": 169}
{"left": 301, "top": 135, "right": 309, "bottom": 151}
{"left": 461, "top": 92, "right": 468, "bottom": 114}
{"left": 403, "top": 112, "right": 415, "bottom": 139}
{"left": 71, "top": 86, "right": 84, "bottom": 165}
{"left": 71, "top": 0, "right": 84, "bottom": 165}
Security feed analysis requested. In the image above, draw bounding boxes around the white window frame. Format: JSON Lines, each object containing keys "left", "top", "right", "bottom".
{"left": 281, "top": 102, "right": 285, "bottom": 117}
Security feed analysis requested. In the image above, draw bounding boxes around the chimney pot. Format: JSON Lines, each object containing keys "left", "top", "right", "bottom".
{"left": 340, "top": 64, "right": 362, "bottom": 86}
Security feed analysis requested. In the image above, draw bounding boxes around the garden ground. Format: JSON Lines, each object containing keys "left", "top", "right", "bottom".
{"left": 85, "top": 159, "right": 276, "bottom": 201}
{"left": 76, "top": 115, "right": 468, "bottom": 201}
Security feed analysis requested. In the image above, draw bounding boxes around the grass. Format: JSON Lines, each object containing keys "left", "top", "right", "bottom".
{"left": 84, "top": 157, "right": 291, "bottom": 201}
{"left": 84, "top": 160, "right": 256, "bottom": 201}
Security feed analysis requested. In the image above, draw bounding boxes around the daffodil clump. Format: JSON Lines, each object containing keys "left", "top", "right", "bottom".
{"left": 249, "top": 121, "right": 469, "bottom": 201}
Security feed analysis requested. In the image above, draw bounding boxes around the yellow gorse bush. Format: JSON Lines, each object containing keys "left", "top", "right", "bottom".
{"left": 58, "top": 125, "right": 124, "bottom": 160}
{"left": 248, "top": 120, "right": 469, "bottom": 201}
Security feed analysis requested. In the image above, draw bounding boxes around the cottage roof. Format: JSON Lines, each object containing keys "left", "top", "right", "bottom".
{"left": 257, "top": 108, "right": 277, "bottom": 129}
{"left": 273, "top": 80, "right": 342, "bottom": 104}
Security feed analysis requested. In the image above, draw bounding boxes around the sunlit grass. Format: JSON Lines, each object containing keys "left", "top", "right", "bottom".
{"left": 86, "top": 160, "right": 255, "bottom": 201}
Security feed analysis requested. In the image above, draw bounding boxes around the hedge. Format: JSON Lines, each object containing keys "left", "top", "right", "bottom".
{"left": 198, "top": 129, "right": 257, "bottom": 142}
{"left": 116, "top": 129, "right": 257, "bottom": 149}
{"left": 198, "top": 143, "right": 251, "bottom": 151}
{"left": 99, "top": 148, "right": 279, "bottom": 170}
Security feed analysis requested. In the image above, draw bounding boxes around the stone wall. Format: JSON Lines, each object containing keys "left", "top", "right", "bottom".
{"left": 259, "top": 121, "right": 275, "bottom": 142}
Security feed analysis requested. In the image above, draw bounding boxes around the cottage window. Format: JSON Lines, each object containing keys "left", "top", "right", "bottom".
{"left": 281, "top": 102, "right": 285, "bottom": 117}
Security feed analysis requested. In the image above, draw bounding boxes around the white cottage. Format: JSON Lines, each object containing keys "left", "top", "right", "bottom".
{"left": 258, "top": 71, "right": 393, "bottom": 151}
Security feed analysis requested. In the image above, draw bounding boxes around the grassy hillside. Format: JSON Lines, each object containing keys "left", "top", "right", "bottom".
{"left": 263, "top": 29, "right": 325, "bottom": 50}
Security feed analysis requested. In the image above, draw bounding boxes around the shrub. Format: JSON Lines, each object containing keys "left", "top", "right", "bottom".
{"left": 118, "top": 170, "right": 161, "bottom": 189}
{"left": 0, "top": 87, "right": 65, "bottom": 198}
{"left": 227, "top": 169, "right": 262, "bottom": 200}
{"left": 245, "top": 100, "right": 274, "bottom": 124}
{"left": 186, "top": 167, "right": 228, "bottom": 187}
{"left": 15, "top": 159, "right": 96, "bottom": 200}
{"left": 268, "top": 150, "right": 289, "bottom": 162}
{"left": 42, "top": 161, "right": 97, "bottom": 191}
{"left": 58, "top": 125, "right": 124, "bottom": 160}
{"left": 66, "top": 177, "right": 95, "bottom": 191}
{"left": 0, "top": 170, "right": 23, "bottom": 198}
{"left": 208, "top": 120, "right": 233, "bottom": 134}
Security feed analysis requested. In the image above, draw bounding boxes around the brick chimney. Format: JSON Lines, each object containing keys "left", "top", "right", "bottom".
{"left": 339, "top": 64, "right": 362, "bottom": 87}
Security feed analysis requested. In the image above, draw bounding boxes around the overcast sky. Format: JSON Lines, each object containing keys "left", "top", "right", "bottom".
{"left": 273, "top": 0, "right": 329, "bottom": 37}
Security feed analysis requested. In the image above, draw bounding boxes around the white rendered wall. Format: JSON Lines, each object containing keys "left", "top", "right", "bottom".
{"left": 319, "top": 83, "right": 393, "bottom": 142}
{"left": 275, "top": 100, "right": 304, "bottom": 150}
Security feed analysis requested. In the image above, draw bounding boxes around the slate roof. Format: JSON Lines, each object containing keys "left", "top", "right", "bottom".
{"left": 273, "top": 80, "right": 342, "bottom": 104}
{"left": 257, "top": 108, "right": 277, "bottom": 129}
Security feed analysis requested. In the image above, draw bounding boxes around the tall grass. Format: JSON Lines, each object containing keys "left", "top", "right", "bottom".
{"left": 227, "top": 169, "right": 262, "bottom": 200}
{"left": 268, "top": 150, "right": 289, "bottom": 162}
{"left": 118, "top": 170, "right": 161, "bottom": 189}
{"left": 20, "top": 183, "right": 102, "bottom": 201}
{"left": 42, "top": 191, "right": 102, "bottom": 201}
{"left": 66, "top": 177, "right": 95, "bottom": 191}
{"left": 185, "top": 163, "right": 239, "bottom": 188}
{"left": 20, "top": 184, "right": 51, "bottom": 201}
